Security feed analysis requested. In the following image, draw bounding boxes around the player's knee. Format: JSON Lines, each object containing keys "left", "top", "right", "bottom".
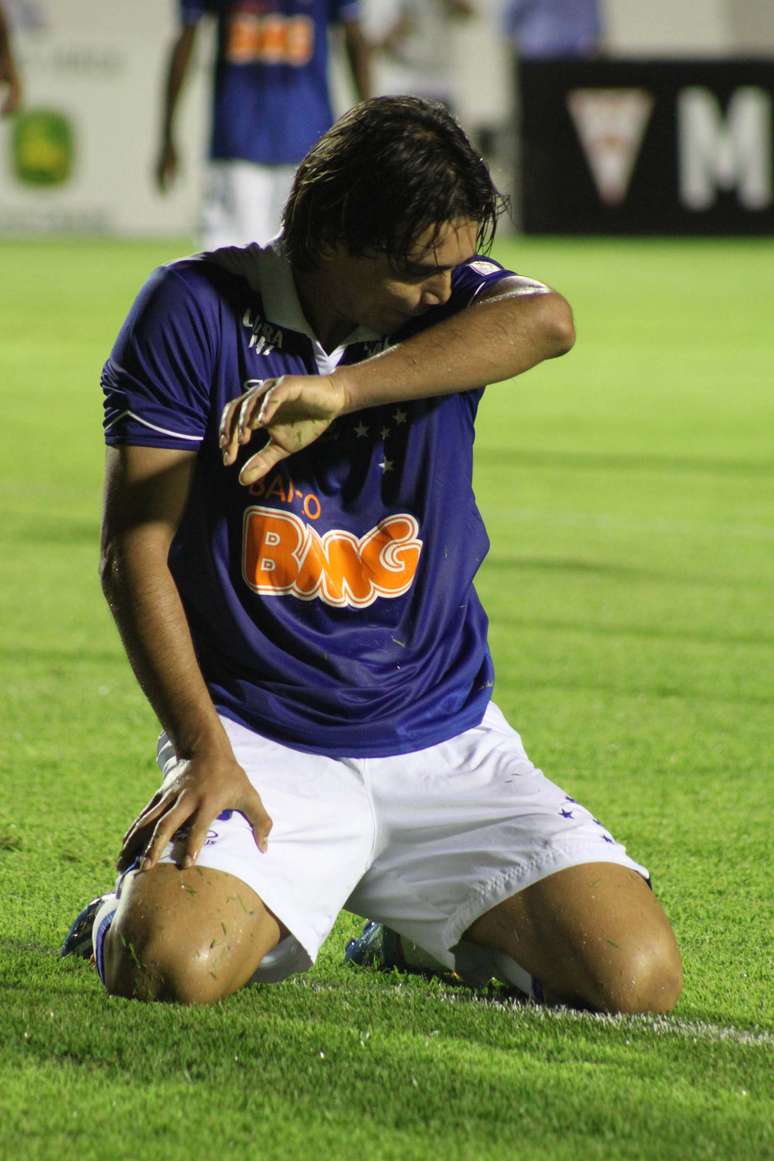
{"left": 103, "top": 906, "right": 232, "bottom": 1005}
{"left": 596, "top": 936, "right": 683, "bottom": 1015}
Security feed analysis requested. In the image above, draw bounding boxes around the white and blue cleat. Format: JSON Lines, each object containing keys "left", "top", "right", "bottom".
{"left": 60, "top": 893, "right": 118, "bottom": 985}
{"left": 344, "top": 920, "right": 410, "bottom": 972}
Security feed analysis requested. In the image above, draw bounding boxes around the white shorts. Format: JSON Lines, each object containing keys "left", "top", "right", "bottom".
{"left": 151, "top": 703, "right": 648, "bottom": 983}
{"left": 200, "top": 159, "right": 297, "bottom": 249}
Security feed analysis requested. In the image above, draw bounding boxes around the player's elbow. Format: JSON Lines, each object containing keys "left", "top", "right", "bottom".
{"left": 99, "top": 539, "right": 116, "bottom": 597}
{"left": 98, "top": 534, "right": 140, "bottom": 607}
{"left": 99, "top": 524, "right": 171, "bottom": 597}
{"left": 99, "top": 534, "right": 125, "bottom": 602}
{"left": 542, "top": 292, "right": 575, "bottom": 358}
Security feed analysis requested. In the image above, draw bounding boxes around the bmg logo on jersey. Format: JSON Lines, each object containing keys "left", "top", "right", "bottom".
{"left": 242, "top": 506, "right": 423, "bottom": 609}
{"left": 227, "top": 12, "right": 314, "bottom": 67}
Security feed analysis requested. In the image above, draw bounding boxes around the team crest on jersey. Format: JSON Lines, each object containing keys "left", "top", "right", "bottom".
{"left": 242, "top": 506, "right": 423, "bottom": 609}
{"left": 468, "top": 260, "right": 500, "bottom": 276}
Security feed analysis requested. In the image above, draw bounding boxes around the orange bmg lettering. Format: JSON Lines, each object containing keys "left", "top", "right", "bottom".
{"left": 242, "top": 509, "right": 306, "bottom": 595}
{"left": 242, "top": 506, "right": 422, "bottom": 609}
{"left": 227, "top": 15, "right": 314, "bottom": 66}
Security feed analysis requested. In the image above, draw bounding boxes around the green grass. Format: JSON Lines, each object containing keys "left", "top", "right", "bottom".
{"left": 0, "top": 236, "right": 772, "bottom": 1160}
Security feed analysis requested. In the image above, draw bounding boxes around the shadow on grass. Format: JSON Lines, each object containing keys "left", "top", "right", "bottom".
{"left": 487, "top": 671, "right": 770, "bottom": 707}
{"left": 3, "top": 957, "right": 771, "bottom": 1161}
{"left": 491, "top": 612, "right": 774, "bottom": 649}
{"left": 484, "top": 554, "right": 772, "bottom": 591}
{"left": 0, "top": 645, "right": 124, "bottom": 666}
{"left": 485, "top": 555, "right": 652, "bottom": 579}
{"left": 2, "top": 515, "right": 99, "bottom": 546}
{"left": 477, "top": 447, "right": 774, "bottom": 478}
{"left": 4, "top": 967, "right": 770, "bottom": 1096}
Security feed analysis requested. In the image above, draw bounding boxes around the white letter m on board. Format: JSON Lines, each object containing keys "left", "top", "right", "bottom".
{"left": 678, "top": 87, "right": 772, "bottom": 210}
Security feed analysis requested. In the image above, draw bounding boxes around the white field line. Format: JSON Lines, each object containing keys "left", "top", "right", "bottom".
{"left": 442, "top": 995, "right": 774, "bottom": 1046}
{"left": 299, "top": 980, "right": 772, "bottom": 1046}
{"left": 637, "top": 1015, "right": 773, "bottom": 1046}
{"left": 573, "top": 1011, "right": 772, "bottom": 1047}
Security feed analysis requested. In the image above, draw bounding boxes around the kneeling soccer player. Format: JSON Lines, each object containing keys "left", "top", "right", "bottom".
{"left": 63, "top": 96, "right": 681, "bottom": 1012}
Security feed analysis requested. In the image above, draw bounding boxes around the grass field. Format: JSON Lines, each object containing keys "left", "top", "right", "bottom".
{"left": 0, "top": 234, "right": 771, "bottom": 1160}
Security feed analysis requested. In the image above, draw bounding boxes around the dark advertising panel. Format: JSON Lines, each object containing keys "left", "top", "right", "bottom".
{"left": 519, "top": 59, "right": 774, "bottom": 234}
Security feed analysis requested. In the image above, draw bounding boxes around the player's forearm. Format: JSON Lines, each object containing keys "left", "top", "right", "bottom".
{"left": 0, "top": 6, "right": 11, "bottom": 56}
{"left": 0, "top": 42, "right": 17, "bottom": 87}
{"left": 160, "top": 26, "right": 196, "bottom": 142}
{"left": 0, "top": 8, "right": 18, "bottom": 84}
{"left": 343, "top": 23, "right": 371, "bottom": 100}
{"left": 100, "top": 534, "right": 230, "bottom": 761}
{"left": 335, "top": 287, "right": 575, "bottom": 414}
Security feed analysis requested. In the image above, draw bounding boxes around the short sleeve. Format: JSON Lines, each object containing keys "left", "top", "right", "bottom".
{"left": 394, "top": 255, "right": 515, "bottom": 345}
{"left": 331, "top": 0, "right": 361, "bottom": 25}
{"left": 451, "top": 256, "right": 515, "bottom": 304}
{"left": 101, "top": 266, "right": 217, "bottom": 450}
{"left": 179, "top": 0, "right": 210, "bottom": 24}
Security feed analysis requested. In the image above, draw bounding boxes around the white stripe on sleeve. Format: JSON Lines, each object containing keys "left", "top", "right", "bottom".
{"left": 104, "top": 410, "right": 204, "bottom": 442}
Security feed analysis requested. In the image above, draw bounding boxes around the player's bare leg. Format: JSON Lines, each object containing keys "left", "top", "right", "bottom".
{"left": 103, "top": 863, "right": 283, "bottom": 1003}
{"left": 464, "top": 862, "right": 682, "bottom": 1014}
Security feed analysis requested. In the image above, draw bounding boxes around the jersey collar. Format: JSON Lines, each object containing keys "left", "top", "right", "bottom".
{"left": 205, "top": 236, "right": 384, "bottom": 356}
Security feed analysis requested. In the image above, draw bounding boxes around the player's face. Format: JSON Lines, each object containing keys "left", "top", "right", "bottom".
{"left": 332, "top": 218, "right": 479, "bottom": 336}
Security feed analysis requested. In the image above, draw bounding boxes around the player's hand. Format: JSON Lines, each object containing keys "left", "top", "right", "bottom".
{"left": 219, "top": 374, "right": 350, "bottom": 486}
{"left": 0, "top": 72, "right": 21, "bottom": 117}
{"left": 155, "top": 140, "right": 178, "bottom": 192}
{"left": 116, "top": 751, "right": 272, "bottom": 873}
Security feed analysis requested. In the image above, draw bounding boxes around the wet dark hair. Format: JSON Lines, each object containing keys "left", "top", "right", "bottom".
{"left": 282, "top": 96, "right": 508, "bottom": 270}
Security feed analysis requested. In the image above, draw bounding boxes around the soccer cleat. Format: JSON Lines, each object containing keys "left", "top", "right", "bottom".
{"left": 60, "top": 894, "right": 112, "bottom": 960}
{"left": 344, "top": 920, "right": 449, "bottom": 975}
{"left": 344, "top": 920, "right": 409, "bottom": 971}
{"left": 345, "top": 921, "right": 542, "bottom": 998}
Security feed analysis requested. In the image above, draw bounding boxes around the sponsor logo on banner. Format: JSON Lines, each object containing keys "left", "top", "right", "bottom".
{"left": 242, "top": 506, "right": 423, "bottom": 609}
{"left": 12, "top": 108, "right": 75, "bottom": 186}
{"left": 678, "top": 87, "right": 773, "bottom": 210}
{"left": 567, "top": 88, "right": 654, "bottom": 206}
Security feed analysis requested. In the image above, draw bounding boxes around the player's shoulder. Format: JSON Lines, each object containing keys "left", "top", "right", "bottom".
{"left": 129, "top": 247, "right": 263, "bottom": 326}
{"left": 330, "top": 0, "right": 363, "bottom": 24}
{"left": 179, "top": 0, "right": 217, "bottom": 25}
{"left": 161, "top": 249, "right": 247, "bottom": 299}
{"left": 109, "top": 251, "right": 257, "bottom": 367}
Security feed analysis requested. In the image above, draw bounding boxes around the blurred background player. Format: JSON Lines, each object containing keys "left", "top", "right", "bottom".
{"left": 0, "top": 1, "right": 22, "bottom": 116}
{"left": 362, "top": 0, "right": 473, "bottom": 109}
{"left": 155, "top": 0, "right": 371, "bottom": 247}
{"left": 503, "top": 0, "right": 604, "bottom": 60}
{"left": 502, "top": 0, "right": 604, "bottom": 229}
{"left": 360, "top": 2, "right": 516, "bottom": 230}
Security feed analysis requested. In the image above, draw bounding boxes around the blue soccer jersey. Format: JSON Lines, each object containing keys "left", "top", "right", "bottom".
{"left": 101, "top": 242, "right": 514, "bottom": 757}
{"left": 181, "top": 0, "right": 360, "bottom": 165}
{"left": 504, "top": 0, "right": 601, "bottom": 57}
